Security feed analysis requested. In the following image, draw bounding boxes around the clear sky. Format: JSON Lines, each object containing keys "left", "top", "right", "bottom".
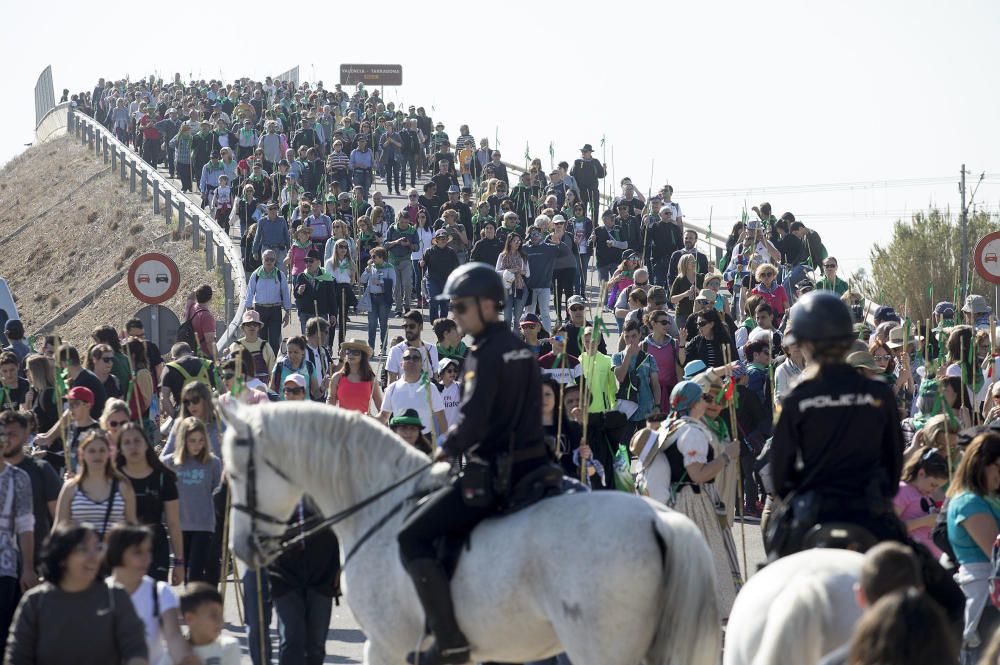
{"left": 3, "top": 0, "right": 999, "bottom": 274}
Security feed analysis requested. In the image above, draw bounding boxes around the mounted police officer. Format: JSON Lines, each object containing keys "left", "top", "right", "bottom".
{"left": 767, "top": 290, "right": 964, "bottom": 627}
{"left": 397, "top": 262, "right": 549, "bottom": 665}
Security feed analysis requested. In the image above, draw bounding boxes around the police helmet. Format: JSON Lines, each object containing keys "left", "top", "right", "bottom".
{"left": 783, "top": 291, "right": 854, "bottom": 346}
{"left": 437, "top": 262, "right": 504, "bottom": 304}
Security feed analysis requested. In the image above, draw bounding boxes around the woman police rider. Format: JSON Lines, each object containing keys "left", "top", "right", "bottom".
{"left": 767, "top": 290, "right": 964, "bottom": 628}
{"left": 396, "top": 262, "right": 550, "bottom": 665}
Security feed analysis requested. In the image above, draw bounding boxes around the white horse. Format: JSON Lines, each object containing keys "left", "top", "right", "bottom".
{"left": 723, "top": 548, "right": 864, "bottom": 665}
{"left": 219, "top": 400, "right": 722, "bottom": 665}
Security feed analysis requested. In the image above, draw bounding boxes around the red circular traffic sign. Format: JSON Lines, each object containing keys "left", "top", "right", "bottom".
{"left": 127, "top": 252, "right": 180, "bottom": 305}
{"left": 974, "top": 232, "right": 1000, "bottom": 285}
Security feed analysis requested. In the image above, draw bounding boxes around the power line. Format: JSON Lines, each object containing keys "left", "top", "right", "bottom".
{"left": 679, "top": 174, "right": 1000, "bottom": 198}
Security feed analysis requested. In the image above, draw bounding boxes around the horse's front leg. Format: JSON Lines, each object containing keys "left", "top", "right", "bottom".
{"left": 364, "top": 638, "right": 401, "bottom": 665}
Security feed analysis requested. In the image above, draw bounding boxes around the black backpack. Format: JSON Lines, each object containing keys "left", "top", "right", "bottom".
{"left": 175, "top": 313, "right": 198, "bottom": 353}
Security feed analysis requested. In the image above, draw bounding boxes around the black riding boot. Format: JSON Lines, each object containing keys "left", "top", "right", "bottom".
{"left": 404, "top": 558, "right": 471, "bottom": 665}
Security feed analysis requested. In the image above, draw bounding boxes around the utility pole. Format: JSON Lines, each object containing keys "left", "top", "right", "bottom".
{"left": 960, "top": 163, "right": 969, "bottom": 303}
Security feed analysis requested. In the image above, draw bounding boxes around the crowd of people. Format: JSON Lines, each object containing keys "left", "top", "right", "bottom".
{"left": 4, "top": 73, "right": 989, "bottom": 664}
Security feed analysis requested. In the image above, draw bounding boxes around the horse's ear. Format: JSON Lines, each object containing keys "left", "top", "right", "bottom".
{"left": 217, "top": 398, "right": 250, "bottom": 437}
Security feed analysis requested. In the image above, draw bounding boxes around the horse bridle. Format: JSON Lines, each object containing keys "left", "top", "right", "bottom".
{"left": 231, "top": 428, "right": 435, "bottom": 564}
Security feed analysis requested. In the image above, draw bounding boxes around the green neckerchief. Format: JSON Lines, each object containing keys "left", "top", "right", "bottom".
{"left": 438, "top": 342, "right": 468, "bottom": 360}
{"left": 255, "top": 265, "right": 279, "bottom": 281}
{"left": 303, "top": 268, "right": 334, "bottom": 284}
{"left": 292, "top": 239, "right": 312, "bottom": 250}
{"left": 704, "top": 414, "right": 729, "bottom": 441}
{"left": 748, "top": 362, "right": 769, "bottom": 372}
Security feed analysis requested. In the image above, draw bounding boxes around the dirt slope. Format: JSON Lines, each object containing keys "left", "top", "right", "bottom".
{"left": 0, "top": 135, "right": 218, "bottom": 348}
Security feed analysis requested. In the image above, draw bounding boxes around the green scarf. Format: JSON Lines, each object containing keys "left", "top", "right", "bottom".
{"left": 704, "top": 414, "right": 729, "bottom": 441}
{"left": 292, "top": 239, "right": 312, "bottom": 250}
{"left": 304, "top": 268, "right": 334, "bottom": 284}
{"left": 254, "top": 265, "right": 279, "bottom": 281}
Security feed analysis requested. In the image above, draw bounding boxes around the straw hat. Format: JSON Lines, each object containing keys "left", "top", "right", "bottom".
{"left": 340, "top": 338, "right": 373, "bottom": 357}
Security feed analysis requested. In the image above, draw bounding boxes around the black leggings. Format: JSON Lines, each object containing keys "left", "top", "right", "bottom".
{"left": 148, "top": 523, "right": 170, "bottom": 582}
{"left": 183, "top": 531, "right": 214, "bottom": 583}
{"left": 552, "top": 267, "right": 576, "bottom": 315}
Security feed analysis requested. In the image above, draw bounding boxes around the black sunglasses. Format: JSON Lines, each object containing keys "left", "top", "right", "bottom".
{"left": 696, "top": 320, "right": 710, "bottom": 327}
{"left": 182, "top": 396, "right": 202, "bottom": 407}
{"left": 283, "top": 387, "right": 305, "bottom": 394}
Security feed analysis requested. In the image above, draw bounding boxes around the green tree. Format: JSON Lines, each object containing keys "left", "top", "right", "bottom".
{"left": 863, "top": 208, "right": 998, "bottom": 322}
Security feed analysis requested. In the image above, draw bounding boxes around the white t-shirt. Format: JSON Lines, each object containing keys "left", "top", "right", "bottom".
{"left": 386, "top": 341, "right": 440, "bottom": 378}
{"left": 439, "top": 382, "right": 462, "bottom": 428}
{"left": 108, "top": 575, "right": 178, "bottom": 665}
{"left": 192, "top": 635, "right": 241, "bottom": 665}
{"left": 381, "top": 378, "right": 445, "bottom": 434}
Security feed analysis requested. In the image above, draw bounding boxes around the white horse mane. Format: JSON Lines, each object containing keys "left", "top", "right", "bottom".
{"left": 241, "top": 402, "right": 447, "bottom": 510}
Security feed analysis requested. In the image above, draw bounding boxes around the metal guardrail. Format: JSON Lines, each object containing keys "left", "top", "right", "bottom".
{"left": 35, "top": 101, "right": 71, "bottom": 144}
{"left": 66, "top": 110, "right": 247, "bottom": 355}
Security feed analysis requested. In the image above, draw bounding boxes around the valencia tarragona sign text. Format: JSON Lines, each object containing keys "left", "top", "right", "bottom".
{"left": 340, "top": 64, "right": 403, "bottom": 86}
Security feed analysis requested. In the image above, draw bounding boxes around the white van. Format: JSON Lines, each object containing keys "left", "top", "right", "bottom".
{"left": 0, "top": 277, "right": 20, "bottom": 346}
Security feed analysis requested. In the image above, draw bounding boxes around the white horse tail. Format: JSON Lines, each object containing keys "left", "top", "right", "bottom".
{"left": 751, "top": 574, "right": 833, "bottom": 665}
{"left": 645, "top": 506, "right": 722, "bottom": 665}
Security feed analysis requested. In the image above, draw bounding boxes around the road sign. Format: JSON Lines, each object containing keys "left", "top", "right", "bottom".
{"left": 340, "top": 64, "right": 402, "bottom": 86}
{"left": 127, "top": 252, "right": 180, "bottom": 305}
{"left": 974, "top": 232, "right": 1000, "bottom": 285}
{"left": 133, "top": 304, "right": 180, "bottom": 350}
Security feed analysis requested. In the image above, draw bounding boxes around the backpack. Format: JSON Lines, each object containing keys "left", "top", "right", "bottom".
{"left": 165, "top": 359, "right": 213, "bottom": 390}
{"left": 175, "top": 314, "right": 198, "bottom": 352}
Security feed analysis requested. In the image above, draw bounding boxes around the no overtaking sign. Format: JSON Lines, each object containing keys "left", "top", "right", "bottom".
{"left": 127, "top": 252, "right": 180, "bottom": 305}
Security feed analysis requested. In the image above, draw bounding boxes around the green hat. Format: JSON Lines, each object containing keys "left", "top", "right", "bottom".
{"left": 325, "top": 193, "right": 337, "bottom": 203}
{"left": 389, "top": 409, "right": 423, "bottom": 429}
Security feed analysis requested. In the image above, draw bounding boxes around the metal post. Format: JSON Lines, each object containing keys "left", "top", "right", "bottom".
{"left": 102, "top": 135, "right": 109, "bottom": 163}
{"left": 223, "top": 263, "right": 234, "bottom": 323}
{"left": 177, "top": 202, "right": 186, "bottom": 235}
{"left": 111, "top": 144, "right": 117, "bottom": 171}
{"left": 141, "top": 169, "right": 148, "bottom": 199}
{"left": 960, "top": 164, "right": 969, "bottom": 303}
{"left": 216, "top": 246, "right": 225, "bottom": 271}
{"left": 129, "top": 159, "right": 136, "bottom": 193}
{"left": 164, "top": 190, "right": 172, "bottom": 223}
{"left": 205, "top": 230, "right": 214, "bottom": 269}
{"left": 150, "top": 305, "right": 161, "bottom": 348}
{"left": 120, "top": 151, "right": 126, "bottom": 180}
{"left": 192, "top": 214, "right": 201, "bottom": 250}
{"left": 88, "top": 125, "right": 95, "bottom": 150}
{"left": 153, "top": 180, "right": 160, "bottom": 215}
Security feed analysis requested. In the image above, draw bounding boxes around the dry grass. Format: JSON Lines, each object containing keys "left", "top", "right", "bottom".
{"left": 0, "top": 136, "right": 220, "bottom": 348}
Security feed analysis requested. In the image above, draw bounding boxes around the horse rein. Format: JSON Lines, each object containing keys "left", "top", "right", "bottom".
{"left": 231, "top": 429, "right": 434, "bottom": 564}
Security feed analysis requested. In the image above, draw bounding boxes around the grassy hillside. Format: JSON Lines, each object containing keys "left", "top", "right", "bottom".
{"left": 0, "top": 136, "right": 219, "bottom": 348}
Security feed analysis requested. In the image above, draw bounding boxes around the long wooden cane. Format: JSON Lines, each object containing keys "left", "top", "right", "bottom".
{"left": 723, "top": 346, "right": 748, "bottom": 581}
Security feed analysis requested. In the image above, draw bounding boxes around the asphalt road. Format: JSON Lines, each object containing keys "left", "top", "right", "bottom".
{"left": 153, "top": 168, "right": 768, "bottom": 663}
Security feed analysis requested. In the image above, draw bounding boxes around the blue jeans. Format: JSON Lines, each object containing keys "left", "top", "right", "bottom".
{"left": 427, "top": 278, "right": 447, "bottom": 321}
{"left": 529, "top": 287, "right": 553, "bottom": 333}
{"left": 367, "top": 297, "right": 390, "bottom": 351}
{"left": 297, "top": 309, "right": 311, "bottom": 334}
{"left": 400, "top": 154, "right": 418, "bottom": 188}
{"left": 353, "top": 168, "right": 372, "bottom": 196}
{"left": 504, "top": 288, "right": 527, "bottom": 330}
{"left": 651, "top": 256, "right": 670, "bottom": 287}
{"left": 242, "top": 569, "right": 273, "bottom": 665}
{"left": 274, "top": 588, "right": 334, "bottom": 665}
{"left": 330, "top": 172, "right": 351, "bottom": 194}
{"left": 782, "top": 263, "right": 809, "bottom": 303}
{"left": 578, "top": 254, "right": 591, "bottom": 294}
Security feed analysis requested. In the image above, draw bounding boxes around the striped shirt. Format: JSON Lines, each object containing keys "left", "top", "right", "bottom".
{"left": 327, "top": 152, "right": 350, "bottom": 173}
{"left": 71, "top": 483, "right": 126, "bottom": 537}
